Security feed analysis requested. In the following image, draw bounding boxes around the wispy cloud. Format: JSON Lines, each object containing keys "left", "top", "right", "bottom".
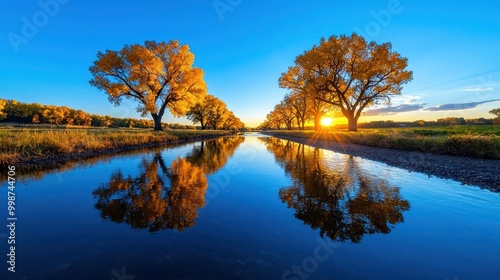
{"left": 390, "top": 95, "right": 422, "bottom": 104}
{"left": 425, "top": 99, "right": 500, "bottom": 111}
{"left": 363, "top": 104, "right": 426, "bottom": 116}
{"left": 464, "top": 87, "right": 494, "bottom": 92}
{"left": 363, "top": 99, "right": 500, "bottom": 115}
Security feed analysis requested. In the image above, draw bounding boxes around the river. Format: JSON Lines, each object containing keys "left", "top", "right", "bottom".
{"left": 1, "top": 133, "right": 499, "bottom": 280}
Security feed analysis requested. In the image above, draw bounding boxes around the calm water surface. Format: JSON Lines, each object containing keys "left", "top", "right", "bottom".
{"left": 1, "top": 133, "right": 499, "bottom": 280}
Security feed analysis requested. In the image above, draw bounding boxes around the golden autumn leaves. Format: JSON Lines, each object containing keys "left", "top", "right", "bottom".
{"left": 0, "top": 99, "right": 7, "bottom": 119}
{"left": 89, "top": 34, "right": 412, "bottom": 131}
{"left": 186, "top": 94, "right": 245, "bottom": 130}
{"left": 268, "top": 33, "right": 413, "bottom": 131}
{"left": 89, "top": 40, "right": 208, "bottom": 131}
{"left": 89, "top": 40, "right": 245, "bottom": 131}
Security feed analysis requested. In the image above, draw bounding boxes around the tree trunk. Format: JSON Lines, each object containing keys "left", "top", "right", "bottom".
{"left": 346, "top": 113, "right": 358, "bottom": 132}
{"left": 151, "top": 113, "right": 163, "bottom": 131}
{"left": 314, "top": 113, "right": 321, "bottom": 131}
{"left": 201, "top": 119, "right": 206, "bottom": 130}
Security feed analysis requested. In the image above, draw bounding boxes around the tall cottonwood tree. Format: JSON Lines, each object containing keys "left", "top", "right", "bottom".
{"left": 275, "top": 101, "right": 295, "bottom": 130}
{"left": 222, "top": 111, "right": 245, "bottom": 130}
{"left": 280, "top": 69, "right": 332, "bottom": 131}
{"left": 207, "top": 97, "right": 229, "bottom": 129}
{"left": 187, "top": 95, "right": 245, "bottom": 130}
{"left": 186, "top": 94, "right": 218, "bottom": 130}
{"left": 260, "top": 111, "right": 284, "bottom": 130}
{"left": 89, "top": 40, "right": 207, "bottom": 131}
{"left": 281, "top": 33, "right": 413, "bottom": 131}
{"left": 284, "top": 91, "right": 310, "bottom": 130}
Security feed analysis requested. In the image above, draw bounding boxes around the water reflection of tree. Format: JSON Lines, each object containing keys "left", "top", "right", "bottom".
{"left": 93, "top": 154, "right": 208, "bottom": 232}
{"left": 0, "top": 144, "right": 187, "bottom": 185}
{"left": 261, "top": 137, "right": 410, "bottom": 243}
{"left": 93, "top": 137, "right": 245, "bottom": 232}
{"left": 185, "top": 136, "right": 245, "bottom": 174}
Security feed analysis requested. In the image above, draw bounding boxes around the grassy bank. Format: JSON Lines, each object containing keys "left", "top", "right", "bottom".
{"left": 265, "top": 126, "right": 500, "bottom": 159}
{"left": 0, "top": 128, "right": 232, "bottom": 166}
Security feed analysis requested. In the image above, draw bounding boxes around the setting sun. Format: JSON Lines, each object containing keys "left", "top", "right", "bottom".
{"left": 320, "top": 117, "right": 333, "bottom": 126}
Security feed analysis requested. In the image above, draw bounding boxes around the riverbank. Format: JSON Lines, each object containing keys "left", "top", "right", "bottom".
{"left": 264, "top": 132, "right": 500, "bottom": 192}
{"left": 264, "top": 128, "right": 500, "bottom": 159}
{"left": 0, "top": 128, "right": 233, "bottom": 170}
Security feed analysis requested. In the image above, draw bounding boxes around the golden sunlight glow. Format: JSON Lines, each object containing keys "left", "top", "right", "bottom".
{"left": 320, "top": 117, "right": 333, "bottom": 126}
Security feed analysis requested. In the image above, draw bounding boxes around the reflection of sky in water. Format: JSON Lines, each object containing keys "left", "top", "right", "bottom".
{"left": 1, "top": 136, "right": 499, "bottom": 280}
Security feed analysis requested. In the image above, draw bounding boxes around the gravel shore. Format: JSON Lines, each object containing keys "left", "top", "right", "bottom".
{"left": 266, "top": 133, "right": 500, "bottom": 193}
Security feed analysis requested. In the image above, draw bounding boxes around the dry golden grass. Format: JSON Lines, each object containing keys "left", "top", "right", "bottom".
{"left": 266, "top": 127, "right": 500, "bottom": 159}
{"left": 0, "top": 128, "right": 230, "bottom": 166}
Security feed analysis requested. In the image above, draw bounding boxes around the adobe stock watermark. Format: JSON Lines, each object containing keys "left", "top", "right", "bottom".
{"left": 110, "top": 267, "right": 135, "bottom": 280}
{"left": 109, "top": 103, "right": 133, "bottom": 119}
{"left": 281, "top": 237, "right": 341, "bottom": 280}
{"left": 466, "top": 72, "right": 497, "bottom": 103}
{"left": 441, "top": 72, "right": 498, "bottom": 121}
{"left": 354, "top": 0, "right": 411, "bottom": 39}
{"left": 7, "top": 0, "right": 70, "bottom": 54}
{"left": 213, "top": 0, "right": 243, "bottom": 21}
{"left": 205, "top": 143, "right": 257, "bottom": 205}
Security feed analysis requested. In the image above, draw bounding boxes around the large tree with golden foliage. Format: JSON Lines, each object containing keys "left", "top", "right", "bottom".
{"left": 186, "top": 94, "right": 216, "bottom": 130}
{"left": 89, "top": 40, "right": 207, "bottom": 131}
{"left": 206, "top": 97, "right": 229, "bottom": 129}
{"left": 280, "top": 33, "right": 413, "bottom": 131}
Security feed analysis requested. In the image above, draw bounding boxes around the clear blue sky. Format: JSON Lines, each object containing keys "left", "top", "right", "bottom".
{"left": 1, "top": 0, "right": 499, "bottom": 127}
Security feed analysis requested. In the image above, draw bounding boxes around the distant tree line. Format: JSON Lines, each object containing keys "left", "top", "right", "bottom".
{"left": 0, "top": 99, "right": 243, "bottom": 130}
{"left": 343, "top": 117, "right": 498, "bottom": 129}
{"left": 0, "top": 99, "right": 97, "bottom": 126}
{"left": 259, "top": 116, "right": 499, "bottom": 130}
